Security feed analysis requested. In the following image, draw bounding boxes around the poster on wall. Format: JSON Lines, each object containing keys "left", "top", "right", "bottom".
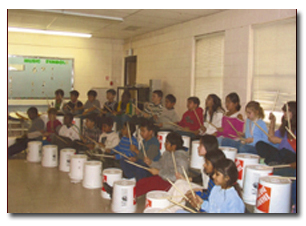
{"left": 8, "top": 55, "right": 74, "bottom": 99}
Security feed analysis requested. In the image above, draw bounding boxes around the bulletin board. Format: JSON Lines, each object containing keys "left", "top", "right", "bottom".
{"left": 8, "top": 55, "right": 74, "bottom": 99}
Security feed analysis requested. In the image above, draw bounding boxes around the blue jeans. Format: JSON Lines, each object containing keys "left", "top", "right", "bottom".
{"left": 221, "top": 138, "right": 257, "bottom": 154}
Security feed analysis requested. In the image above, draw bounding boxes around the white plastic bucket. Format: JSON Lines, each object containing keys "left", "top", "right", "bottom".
{"left": 82, "top": 161, "right": 102, "bottom": 189}
{"left": 254, "top": 176, "right": 291, "bottom": 213}
{"left": 101, "top": 168, "right": 123, "bottom": 200}
{"left": 69, "top": 154, "right": 87, "bottom": 183}
{"left": 182, "top": 136, "right": 191, "bottom": 152}
{"left": 145, "top": 190, "right": 170, "bottom": 210}
{"left": 41, "top": 145, "right": 58, "bottom": 167}
{"left": 157, "top": 131, "right": 170, "bottom": 156}
{"left": 59, "top": 148, "right": 76, "bottom": 172}
{"left": 27, "top": 141, "right": 42, "bottom": 163}
{"left": 242, "top": 164, "right": 273, "bottom": 205}
{"left": 235, "top": 153, "right": 260, "bottom": 188}
{"left": 190, "top": 140, "right": 203, "bottom": 170}
{"left": 143, "top": 207, "right": 173, "bottom": 213}
{"left": 111, "top": 179, "right": 136, "bottom": 213}
{"left": 220, "top": 146, "right": 237, "bottom": 161}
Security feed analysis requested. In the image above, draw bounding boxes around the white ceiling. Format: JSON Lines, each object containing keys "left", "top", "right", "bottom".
{"left": 8, "top": 9, "right": 227, "bottom": 40}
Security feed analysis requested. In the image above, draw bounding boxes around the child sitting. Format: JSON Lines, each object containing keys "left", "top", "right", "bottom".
{"left": 63, "top": 90, "right": 83, "bottom": 115}
{"left": 156, "top": 94, "right": 180, "bottom": 131}
{"left": 42, "top": 108, "right": 62, "bottom": 143}
{"left": 104, "top": 122, "right": 138, "bottom": 168}
{"left": 82, "top": 90, "right": 101, "bottom": 116}
{"left": 177, "top": 96, "right": 204, "bottom": 137}
{"left": 51, "top": 89, "right": 66, "bottom": 112}
{"left": 103, "top": 89, "right": 118, "bottom": 115}
{"left": 140, "top": 90, "right": 163, "bottom": 122}
{"left": 135, "top": 132, "right": 189, "bottom": 197}
{"left": 8, "top": 107, "right": 45, "bottom": 157}
{"left": 120, "top": 119, "right": 161, "bottom": 181}
{"left": 114, "top": 90, "right": 133, "bottom": 130}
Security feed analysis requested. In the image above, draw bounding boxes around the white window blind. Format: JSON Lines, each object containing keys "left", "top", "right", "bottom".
{"left": 252, "top": 18, "right": 296, "bottom": 124}
{"left": 194, "top": 32, "right": 225, "bottom": 109}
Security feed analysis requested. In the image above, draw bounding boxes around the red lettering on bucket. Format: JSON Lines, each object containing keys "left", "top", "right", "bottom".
{"left": 158, "top": 135, "right": 162, "bottom": 150}
{"left": 145, "top": 199, "right": 152, "bottom": 208}
{"left": 103, "top": 175, "right": 107, "bottom": 183}
{"left": 256, "top": 183, "right": 271, "bottom": 213}
{"left": 133, "top": 186, "right": 136, "bottom": 205}
{"left": 235, "top": 159, "right": 244, "bottom": 180}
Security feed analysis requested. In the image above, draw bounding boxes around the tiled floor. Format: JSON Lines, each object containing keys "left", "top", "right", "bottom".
{"left": 8, "top": 158, "right": 146, "bottom": 213}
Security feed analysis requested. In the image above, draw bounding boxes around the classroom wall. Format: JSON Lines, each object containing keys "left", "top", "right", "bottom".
{"left": 8, "top": 32, "right": 124, "bottom": 107}
{"left": 123, "top": 9, "right": 296, "bottom": 117}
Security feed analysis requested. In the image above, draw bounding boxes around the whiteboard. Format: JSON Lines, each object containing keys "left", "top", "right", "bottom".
{"left": 8, "top": 55, "right": 74, "bottom": 99}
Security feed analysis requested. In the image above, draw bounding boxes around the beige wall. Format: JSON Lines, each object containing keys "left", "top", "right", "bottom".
{"left": 8, "top": 32, "right": 124, "bottom": 104}
{"left": 123, "top": 9, "right": 296, "bottom": 116}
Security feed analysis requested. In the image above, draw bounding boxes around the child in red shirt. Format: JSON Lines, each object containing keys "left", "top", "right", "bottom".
{"left": 43, "top": 108, "right": 62, "bottom": 142}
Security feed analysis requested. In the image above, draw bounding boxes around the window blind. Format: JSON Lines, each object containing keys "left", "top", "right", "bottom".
{"left": 194, "top": 32, "right": 225, "bottom": 109}
{"left": 252, "top": 18, "right": 296, "bottom": 124}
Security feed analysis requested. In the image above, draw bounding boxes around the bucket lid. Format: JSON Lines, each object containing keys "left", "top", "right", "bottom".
{"left": 260, "top": 176, "right": 291, "bottom": 184}
{"left": 85, "top": 160, "right": 101, "bottom": 166}
{"left": 246, "top": 164, "right": 272, "bottom": 170}
{"left": 43, "top": 144, "right": 57, "bottom": 149}
{"left": 147, "top": 190, "right": 169, "bottom": 199}
{"left": 61, "top": 148, "right": 76, "bottom": 153}
{"left": 103, "top": 168, "right": 122, "bottom": 174}
{"left": 28, "top": 141, "right": 42, "bottom": 145}
{"left": 220, "top": 146, "right": 237, "bottom": 152}
{"left": 71, "top": 154, "right": 87, "bottom": 159}
{"left": 114, "top": 179, "right": 135, "bottom": 186}
{"left": 236, "top": 153, "right": 259, "bottom": 159}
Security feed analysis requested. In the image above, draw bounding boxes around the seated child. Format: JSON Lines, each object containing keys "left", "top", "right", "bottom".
{"left": 95, "top": 116, "right": 120, "bottom": 153}
{"left": 82, "top": 90, "right": 101, "bottom": 116}
{"left": 114, "top": 90, "right": 133, "bottom": 130}
{"left": 63, "top": 90, "right": 83, "bottom": 115}
{"left": 51, "top": 89, "right": 66, "bottom": 112}
{"left": 42, "top": 108, "right": 62, "bottom": 143}
{"left": 200, "top": 94, "right": 225, "bottom": 135}
{"left": 177, "top": 158, "right": 245, "bottom": 213}
{"left": 51, "top": 113, "right": 80, "bottom": 152}
{"left": 103, "top": 89, "right": 118, "bottom": 115}
{"left": 139, "top": 90, "right": 163, "bottom": 122}
{"left": 8, "top": 107, "right": 45, "bottom": 157}
{"left": 104, "top": 122, "right": 138, "bottom": 169}
{"left": 135, "top": 132, "right": 189, "bottom": 197}
{"left": 156, "top": 94, "right": 180, "bottom": 131}
{"left": 77, "top": 114, "right": 101, "bottom": 153}
{"left": 177, "top": 97, "right": 204, "bottom": 137}
{"left": 120, "top": 119, "right": 161, "bottom": 181}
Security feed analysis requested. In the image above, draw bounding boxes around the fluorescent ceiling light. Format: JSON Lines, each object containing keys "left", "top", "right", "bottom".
{"left": 8, "top": 27, "right": 92, "bottom": 38}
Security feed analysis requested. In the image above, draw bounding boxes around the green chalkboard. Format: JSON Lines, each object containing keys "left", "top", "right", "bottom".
{"left": 8, "top": 55, "right": 74, "bottom": 99}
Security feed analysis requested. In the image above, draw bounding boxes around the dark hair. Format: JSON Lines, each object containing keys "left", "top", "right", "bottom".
{"left": 86, "top": 114, "right": 96, "bottom": 124}
{"left": 107, "top": 89, "right": 116, "bottom": 96}
{"left": 199, "top": 135, "right": 218, "bottom": 154}
{"left": 166, "top": 132, "right": 184, "bottom": 150}
{"left": 140, "top": 118, "right": 155, "bottom": 132}
{"left": 87, "top": 90, "right": 97, "bottom": 97}
{"left": 47, "top": 108, "right": 57, "bottom": 115}
{"left": 205, "top": 149, "right": 226, "bottom": 168}
{"left": 188, "top": 96, "right": 200, "bottom": 107}
{"left": 124, "top": 122, "right": 136, "bottom": 136}
{"left": 245, "top": 101, "right": 264, "bottom": 119}
{"left": 204, "top": 94, "right": 225, "bottom": 123}
{"left": 64, "top": 113, "right": 74, "bottom": 122}
{"left": 102, "top": 116, "right": 114, "bottom": 127}
{"left": 55, "top": 89, "right": 64, "bottom": 97}
{"left": 279, "top": 101, "right": 296, "bottom": 137}
{"left": 122, "top": 90, "right": 131, "bottom": 98}
{"left": 165, "top": 94, "right": 176, "bottom": 103}
{"left": 226, "top": 92, "right": 241, "bottom": 111}
{"left": 215, "top": 158, "right": 242, "bottom": 198}
{"left": 153, "top": 90, "right": 163, "bottom": 98}
{"left": 70, "top": 90, "right": 79, "bottom": 97}
{"left": 27, "top": 107, "right": 38, "bottom": 116}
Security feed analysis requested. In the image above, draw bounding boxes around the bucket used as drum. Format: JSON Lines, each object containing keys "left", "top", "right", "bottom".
{"left": 143, "top": 207, "right": 173, "bottom": 213}
{"left": 235, "top": 153, "right": 260, "bottom": 188}
{"left": 111, "top": 179, "right": 136, "bottom": 213}
{"left": 59, "top": 148, "right": 76, "bottom": 172}
{"left": 101, "top": 168, "right": 123, "bottom": 200}
{"left": 220, "top": 146, "right": 237, "bottom": 161}
{"left": 69, "top": 154, "right": 87, "bottom": 183}
{"left": 182, "top": 136, "right": 191, "bottom": 152}
{"left": 27, "top": 141, "right": 42, "bottom": 163}
{"left": 242, "top": 164, "right": 273, "bottom": 205}
{"left": 157, "top": 131, "right": 170, "bottom": 156}
{"left": 82, "top": 161, "right": 102, "bottom": 189}
{"left": 41, "top": 145, "right": 58, "bottom": 167}
{"left": 254, "top": 176, "right": 291, "bottom": 213}
{"left": 145, "top": 190, "right": 170, "bottom": 210}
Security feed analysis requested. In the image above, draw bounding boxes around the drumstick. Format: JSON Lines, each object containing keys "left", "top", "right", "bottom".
{"left": 111, "top": 148, "right": 129, "bottom": 159}
{"left": 208, "top": 122, "right": 218, "bottom": 129}
{"left": 103, "top": 104, "right": 113, "bottom": 113}
{"left": 286, "top": 103, "right": 291, "bottom": 132}
{"left": 171, "top": 151, "right": 178, "bottom": 174}
{"left": 193, "top": 109, "right": 202, "bottom": 127}
{"left": 158, "top": 200, "right": 184, "bottom": 213}
{"left": 272, "top": 90, "right": 280, "bottom": 112}
{"left": 140, "top": 139, "right": 148, "bottom": 158}
{"left": 54, "top": 134, "right": 69, "bottom": 144}
{"left": 167, "top": 198, "right": 198, "bottom": 214}
{"left": 285, "top": 126, "right": 296, "bottom": 140}
{"left": 124, "top": 160, "right": 151, "bottom": 171}
{"left": 166, "top": 179, "right": 191, "bottom": 203}
{"left": 92, "top": 153, "right": 114, "bottom": 159}
{"left": 253, "top": 121, "right": 270, "bottom": 137}
{"left": 181, "top": 166, "right": 195, "bottom": 198}
{"left": 227, "top": 120, "right": 239, "bottom": 134}
{"left": 269, "top": 164, "right": 291, "bottom": 169}
{"left": 132, "top": 103, "right": 145, "bottom": 114}
{"left": 126, "top": 122, "right": 133, "bottom": 145}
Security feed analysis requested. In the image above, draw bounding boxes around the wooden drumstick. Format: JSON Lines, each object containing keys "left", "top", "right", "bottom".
{"left": 227, "top": 120, "right": 239, "bottom": 134}
{"left": 285, "top": 126, "right": 296, "bottom": 140}
{"left": 167, "top": 198, "right": 198, "bottom": 213}
{"left": 193, "top": 109, "right": 202, "bottom": 127}
{"left": 140, "top": 139, "right": 148, "bottom": 158}
{"left": 126, "top": 122, "right": 133, "bottom": 145}
{"left": 171, "top": 151, "right": 178, "bottom": 174}
{"left": 111, "top": 148, "right": 129, "bottom": 159}
{"left": 286, "top": 103, "right": 291, "bottom": 132}
{"left": 272, "top": 90, "right": 280, "bottom": 112}
{"left": 253, "top": 121, "right": 270, "bottom": 137}
{"left": 124, "top": 160, "right": 151, "bottom": 171}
